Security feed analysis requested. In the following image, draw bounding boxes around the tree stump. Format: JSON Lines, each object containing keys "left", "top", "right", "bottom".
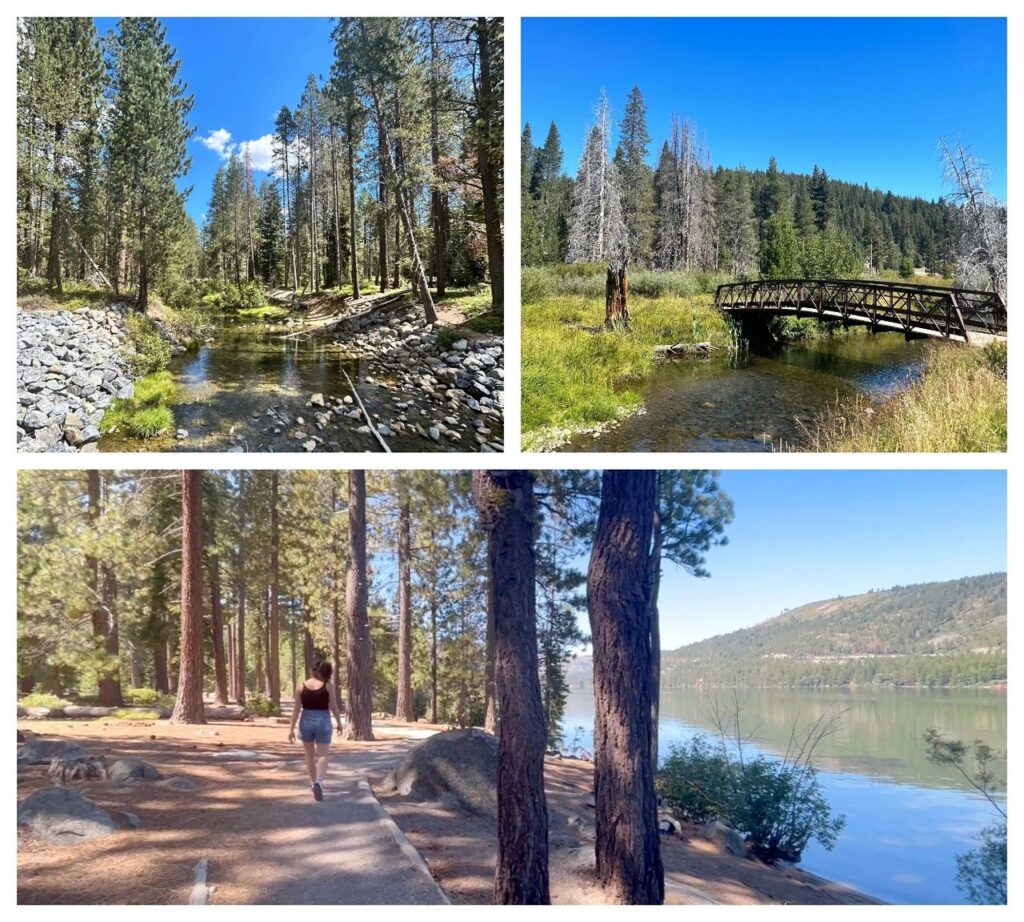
{"left": 48, "top": 755, "right": 108, "bottom": 784}
{"left": 605, "top": 266, "right": 629, "bottom": 330}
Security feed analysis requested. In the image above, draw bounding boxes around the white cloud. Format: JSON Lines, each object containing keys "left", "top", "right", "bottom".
{"left": 239, "top": 135, "right": 275, "bottom": 172}
{"left": 197, "top": 129, "right": 276, "bottom": 173}
{"left": 198, "top": 127, "right": 234, "bottom": 159}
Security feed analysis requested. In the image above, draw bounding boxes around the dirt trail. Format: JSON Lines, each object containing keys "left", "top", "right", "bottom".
{"left": 17, "top": 720, "right": 443, "bottom": 905}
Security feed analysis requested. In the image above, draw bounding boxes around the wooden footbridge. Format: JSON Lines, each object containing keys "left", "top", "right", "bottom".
{"left": 714, "top": 279, "right": 1007, "bottom": 343}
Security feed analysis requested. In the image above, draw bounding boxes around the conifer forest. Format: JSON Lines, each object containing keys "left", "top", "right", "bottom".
{"left": 16, "top": 17, "right": 504, "bottom": 453}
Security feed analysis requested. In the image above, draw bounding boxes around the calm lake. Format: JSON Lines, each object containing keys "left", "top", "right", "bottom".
{"left": 567, "top": 332, "right": 932, "bottom": 452}
{"left": 561, "top": 685, "right": 1007, "bottom": 904}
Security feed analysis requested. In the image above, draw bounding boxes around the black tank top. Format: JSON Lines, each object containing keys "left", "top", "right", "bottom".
{"left": 300, "top": 681, "right": 330, "bottom": 711}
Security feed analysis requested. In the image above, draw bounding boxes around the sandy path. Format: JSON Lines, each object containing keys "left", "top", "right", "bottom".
{"left": 17, "top": 719, "right": 443, "bottom": 905}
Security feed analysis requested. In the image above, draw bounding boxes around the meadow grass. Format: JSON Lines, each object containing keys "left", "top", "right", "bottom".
{"left": 805, "top": 340, "right": 1007, "bottom": 452}
{"left": 522, "top": 289, "right": 731, "bottom": 449}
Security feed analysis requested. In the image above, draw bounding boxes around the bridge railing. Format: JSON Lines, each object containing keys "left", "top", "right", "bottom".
{"left": 714, "top": 279, "right": 1007, "bottom": 337}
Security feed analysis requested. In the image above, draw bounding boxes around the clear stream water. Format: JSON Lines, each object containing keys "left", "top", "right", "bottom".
{"left": 100, "top": 314, "right": 456, "bottom": 453}
{"left": 561, "top": 686, "right": 1007, "bottom": 904}
{"left": 567, "top": 332, "right": 933, "bottom": 452}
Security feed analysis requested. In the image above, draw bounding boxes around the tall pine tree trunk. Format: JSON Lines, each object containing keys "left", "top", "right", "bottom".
{"left": 87, "top": 472, "right": 122, "bottom": 708}
{"left": 474, "top": 471, "right": 549, "bottom": 904}
{"left": 377, "top": 122, "right": 389, "bottom": 293}
{"left": 648, "top": 503, "right": 663, "bottom": 779}
{"left": 171, "top": 471, "right": 206, "bottom": 724}
{"left": 588, "top": 471, "right": 663, "bottom": 904}
{"left": 343, "top": 471, "right": 374, "bottom": 740}
{"left": 208, "top": 542, "right": 228, "bottom": 705}
{"left": 235, "top": 474, "right": 248, "bottom": 705}
{"left": 395, "top": 494, "right": 415, "bottom": 722}
{"left": 484, "top": 535, "right": 498, "bottom": 733}
{"left": 46, "top": 122, "right": 64, "bottom": 292}
{"left": 346, "top": 112, "right": 360, "bottom": 299}
{"left": 269, "top": 472, "right": 281, "bottom": 705}
{"left": 476, "top": 18, "right": 503, "bottom": 311}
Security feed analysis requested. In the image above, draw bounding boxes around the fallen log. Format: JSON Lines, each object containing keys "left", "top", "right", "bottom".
{"left": 281, "top": 292, "right": 407, "bottom": 339}
{"left": 204, "top": 704, "right": 251, "bottom": 721}
{"left": 655, "top": 341, "right": 712, "bottom": 359}
{"left": 341, "top": 367, "right": 392, "bottom": 453}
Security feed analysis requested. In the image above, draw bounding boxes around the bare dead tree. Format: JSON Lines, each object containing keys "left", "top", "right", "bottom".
{"left": 939, "top": 137, "right": 1007, "bottom": 299}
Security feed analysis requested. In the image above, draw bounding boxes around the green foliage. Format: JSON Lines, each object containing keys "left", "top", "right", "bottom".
{"left": 204, "top": 280, "right": 269, "bottom": 311}
{"left": 163, "top": 304, "right": 214, "bottom": 343}
{"left": 800, "top": 224, "right": 861, "bottom": 278}
{"left": 124, "top": 313, "right": 174, "bottom": 375}
{"left": 923, "top": 728, "right": 1006, "bottom": 903}
{"left": 123, "top": 687, "right": 174, "bottom": 707}
{"left": 956, "top": 823, "right": 1007, "bottom": 904}
{"left": 109, "top": 708, "right": 163, "bottom": 721}
{"left": 248, "top": 694, "right": 280, "bottom": 717}
{"left": 238, "top": 304, "right": 289, "bottom": 321}
{"left": 899, "top": 256, "right": 917, "bottom": 279}
{"left": 101, "top": 371, "right": 176, "bottom": 440}
{"left": 19, "top": 692, "right": 71, "bottom": 708}
{"left": 759, "top": 213, "right": 801, "bottom": 278}
{"left": 656, "top": 735, "right": 735, "bottom": 823}
{"left": 522, "top": 279, "right": 732, "bottom": 448}
{"left": 657, "top": 733, "right": 845, "bottom": 862}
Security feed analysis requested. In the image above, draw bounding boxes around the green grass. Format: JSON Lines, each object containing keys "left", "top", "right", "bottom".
{"left": 805, "top": 340, "right": 1007, "bottom": 452}
{"left": 463, "top": 312, "right": 503, "bottom": 335}
{"left": 17, "top": 274, "right": 121, "bottom": 311}
{"left": 239, "top": 304, "right": 290, "bottom": 321}
{"left": 109, "top": 708, "right": 163, "bottom": 721}
{"left": 522, "top": 288, "right": 731, "bottom": 449}
{"left": 19, "top": 692, "right": 71, "bottom": 708}
{"left": 436, "top": 283, "right": 493, "bottom": 316}
{"left": 100, "top": 371, "right": 177, "bottom": 439}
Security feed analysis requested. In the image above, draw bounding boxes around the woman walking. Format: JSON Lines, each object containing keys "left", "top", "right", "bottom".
{"left": 288, "top": 660, "right": 344, "bottom": 801}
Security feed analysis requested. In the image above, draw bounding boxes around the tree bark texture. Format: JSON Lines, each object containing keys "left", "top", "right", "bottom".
{"left": 344, "top": 471, "right": 374, "bottom": 740}
{"left": 473, "top": 471, "right": 550, "bottom": 905}
{"left": 587, "top": 470, "right": 663, "bottom": 904}
{"left": 605, "top": 266, "right": 630, "bottom": 329}
{"left": 269, "top": 472, "right": 281, "bottom": 705}
{"left": 171, "top": 471, "right": 206, "bottom": 724}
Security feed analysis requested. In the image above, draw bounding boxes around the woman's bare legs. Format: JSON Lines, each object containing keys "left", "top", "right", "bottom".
{"left": 302, "top": 741, "right": 317, "bottom": 783}
{"left": 314, "top": 741, "right": 331, "bottom": 784}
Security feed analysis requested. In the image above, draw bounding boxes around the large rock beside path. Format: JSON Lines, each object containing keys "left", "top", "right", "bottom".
{"left": 17, "top": 787, "right": 118, "bottom": 844}
{"left": 109, "top": 757, "right": 161, "bottom": 782}
{"left": 17, "top": 738, "right": 86, "bottom": 766}
{"left": 381, "top": 728, "right": 498, "bottom": 815}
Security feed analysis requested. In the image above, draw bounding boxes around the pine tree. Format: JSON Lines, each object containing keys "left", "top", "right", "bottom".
{"left": 760, "top": 212, "right": 800, "bottom": 277}
{"left": 105, "top": 17, "right": 193, "bottom": 310}
{"left": 614, "top": 86, "right": 655, "bottom": 266}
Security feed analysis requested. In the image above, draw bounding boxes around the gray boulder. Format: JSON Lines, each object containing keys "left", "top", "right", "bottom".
{"left": 17, "top": 787, "right": 118, "bottom": 844}
{"left": 109, "top": 757, "right": 161, "bottom": 782}
{"left": 382, "top": 728, "right": 497, "bottom": 815}
{"left": 699, "top": 819, "right": 747, "bottom": 857}
{"left": 17, "top": 738, "right": 85, "bottom": 765}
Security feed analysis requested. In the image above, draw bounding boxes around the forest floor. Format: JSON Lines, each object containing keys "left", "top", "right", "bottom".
{"left": 373, "top": 754, "right": 880, "bottom": 905}
{"left": 16, "top": 716, "right": 447, "bottom": 904}
{"left": 17, "top": 719, "right": 878, "bottom": 906}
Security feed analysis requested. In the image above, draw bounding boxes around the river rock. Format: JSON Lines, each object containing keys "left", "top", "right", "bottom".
{"left": 17, "top": 305, "right": 136, "bottom": 453}
{"left": 109, "top": 757, "right": 161, "bottom": 783}
{"left": 18, "top": 787, "right": 119, "bottom": 844}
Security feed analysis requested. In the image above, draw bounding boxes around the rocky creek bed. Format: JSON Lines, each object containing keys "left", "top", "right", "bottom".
{"left": 17, "top": 299, "right": 505, "bottom": 453}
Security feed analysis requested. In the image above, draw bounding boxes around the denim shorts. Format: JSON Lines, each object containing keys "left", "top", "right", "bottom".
{"left": 298, "top": 710, "right": 333, "bottom": 744}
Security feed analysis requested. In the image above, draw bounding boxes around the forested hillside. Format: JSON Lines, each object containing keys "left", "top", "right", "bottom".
{"left": 661, "top": 574, "right": 1007, "bottom": 688}
{"left": 522, "top": 85, "right": 1004, "bottom": 289}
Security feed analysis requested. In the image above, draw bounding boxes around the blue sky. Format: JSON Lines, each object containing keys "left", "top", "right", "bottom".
{"left": 95, "top": 17, "right": 337, "bottom": 226}
{"left": 641, "top": 469, "right": 1007, "bottom": 649}
{"left": 523, "top": 18, "right": 1007, "bottom": 202}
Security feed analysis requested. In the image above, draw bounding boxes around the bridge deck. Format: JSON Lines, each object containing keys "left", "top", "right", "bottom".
{"left": 715, "top": 279, "right": 1007, "bottom": 342}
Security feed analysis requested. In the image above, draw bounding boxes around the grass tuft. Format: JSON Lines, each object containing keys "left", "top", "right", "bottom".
{"left": 803, "top": 341, "right": 1007, "bottom": 452}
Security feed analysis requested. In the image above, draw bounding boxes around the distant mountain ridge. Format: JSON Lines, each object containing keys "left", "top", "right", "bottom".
{"left": 565, "top": 574, "right": 1007, "bottom": 689}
